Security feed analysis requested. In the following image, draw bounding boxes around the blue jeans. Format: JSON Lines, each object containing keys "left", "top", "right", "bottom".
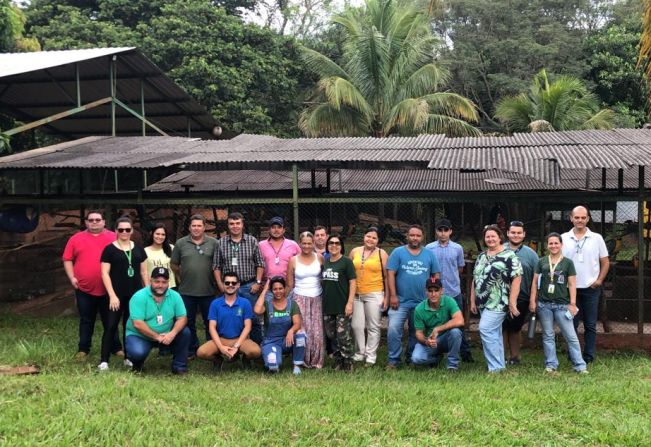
{"left": 261, "top": 332, "right": 306, "bottom": 370}
{"left": 478, "top": 309, "right": 507, "bottom": 372}
{"left": 181, "top": 295, "right": 214, "bottom": 355}
{"left": 75, "top": 290, "right": 121, "bottom": 354}
{"left": 452, "top": 294, "right": 472, "bottom": 358}
{"left": 387, "top": 303, "right": 418, "bottom": 366}
{"left": 126, "top": 327, "right": 191, "bottom": 372}
{"left": 574, "top": 287, "right": 601, "bottom": 363}
{"left": 240, "top": 282, "right": 263, "bottom": 345}
{"left": 411, "top": 328, "right": 462, "bottom": 369}
{"left": 537, "top": 302, "right": 587, "bottom": 372}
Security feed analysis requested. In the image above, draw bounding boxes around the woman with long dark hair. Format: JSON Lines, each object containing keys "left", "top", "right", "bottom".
{"left": 145, "top": 223, "right": 176, "bottom": 289}
{"left": 98, "top": 216, "right": 148, "bottom": 371}
{"left": 349, "top": 226, "right": 388, "bottom": 366}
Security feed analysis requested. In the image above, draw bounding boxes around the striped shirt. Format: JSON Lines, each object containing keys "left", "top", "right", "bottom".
{"left": 212, "top": 234, "right": 264, "bottom": 283}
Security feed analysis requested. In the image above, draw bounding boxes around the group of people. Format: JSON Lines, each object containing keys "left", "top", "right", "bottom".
{"left": 62, "top": 205, "right": 608, "bottom": 375}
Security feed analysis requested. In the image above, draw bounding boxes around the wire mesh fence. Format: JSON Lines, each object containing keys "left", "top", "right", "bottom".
{"left": 121, "top": 197, "right": 650, "bottom": 335}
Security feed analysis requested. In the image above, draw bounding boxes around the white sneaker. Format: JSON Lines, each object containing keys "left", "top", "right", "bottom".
{"left": 97, "top": 362, "right": 109, "bottom": 371}
{"left": 124, "top": 359, "right": 133, "bottom": 368}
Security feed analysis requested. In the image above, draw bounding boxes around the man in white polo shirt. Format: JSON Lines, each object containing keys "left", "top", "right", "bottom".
{"left": 561, "top": 205, "right": 609, "bottom": 364}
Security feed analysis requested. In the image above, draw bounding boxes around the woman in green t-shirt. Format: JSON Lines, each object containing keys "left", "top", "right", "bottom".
{"left": 322, "top": 234, "right": 357, "bottom": 372}
{"left": 529, "top": 233, "right": 587, "bottom": 374}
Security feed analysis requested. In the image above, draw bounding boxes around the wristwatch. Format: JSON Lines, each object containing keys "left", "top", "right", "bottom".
{"left": 256, "top": 280, "right": 262, "bottom": 285}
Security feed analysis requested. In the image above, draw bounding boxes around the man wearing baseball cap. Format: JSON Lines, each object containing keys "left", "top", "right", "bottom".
{"left": 259, "top": 216, "right": 300, "bottom": 284}
{"left": 125, "top": 267, "right": 191, "bottom": 374}
{"left": 411, "top": 278, "right": 465, "bottom": 371}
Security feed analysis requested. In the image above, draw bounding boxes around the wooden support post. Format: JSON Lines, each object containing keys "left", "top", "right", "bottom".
{"left": 638, "top": 166, "right": 646, "bottom": 335}
{"left": 292, "top": 164, "right": 299, "bottom": 241}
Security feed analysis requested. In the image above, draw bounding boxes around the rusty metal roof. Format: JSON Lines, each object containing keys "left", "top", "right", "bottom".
{"left": 0, "top": 48, "right": 217, "bottom": 139}
{"left": 3, "top": 129, "right": 651, "bottom": 186}
{"left": 145, "top": 167, "right": 651, "bottom": 193}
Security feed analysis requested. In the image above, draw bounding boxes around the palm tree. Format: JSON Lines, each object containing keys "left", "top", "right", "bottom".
{"left": 298, "top": 0, "right": 480, "bottom": 138}
{"left": 639, "top": 0, "right": 651, "bottom": 106}
{"left": 494, "top": 69, "right": 616, "bottom": 133}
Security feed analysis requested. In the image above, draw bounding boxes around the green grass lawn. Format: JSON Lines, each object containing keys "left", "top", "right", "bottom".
{"left": 1, "top": 313, "right": 650, "bottom": 446}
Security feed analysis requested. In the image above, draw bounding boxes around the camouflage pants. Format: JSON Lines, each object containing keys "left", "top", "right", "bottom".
{"left": 323, "top": 314, "right": 354, "bottom": 360}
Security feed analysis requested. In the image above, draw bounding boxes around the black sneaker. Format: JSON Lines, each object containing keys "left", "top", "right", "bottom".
{"left": 212, "top": 356, "right": 223, "bottom": 373}
{"left": 461, "top": 353, "right": 475, "bottom": 363}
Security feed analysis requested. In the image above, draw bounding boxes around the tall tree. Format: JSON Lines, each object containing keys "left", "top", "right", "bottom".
{"left": 494, "top": 69, "right": 616, "bottom": 133}
{"left": 299, "top": 0, "right": 479, "bottom": 138}
{"left": 437, "top": 0, "right": 610, "bottom": 131}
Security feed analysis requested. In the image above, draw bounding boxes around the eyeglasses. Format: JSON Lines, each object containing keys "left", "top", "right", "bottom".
{"left": 224, "top": 281, "right": 239, "bottom": 286}
{"left": 195, "top": 245, "right": 204, "bottom": 255}
{"left": 328, "top": 241, "right": 341, "bottom": 245}
{"left": 510, "top": 221, "right": 524, "bottom": 227}
{"left": 86, "top": 218, "right": 102, "bottom": 223}
{"left": 117, "top": 228, "right": 132, "bottom": 233}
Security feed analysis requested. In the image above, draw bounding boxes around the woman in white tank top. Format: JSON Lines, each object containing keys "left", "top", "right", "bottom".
{"left": 287, "top": 231, "right": 324, "bottom": 368}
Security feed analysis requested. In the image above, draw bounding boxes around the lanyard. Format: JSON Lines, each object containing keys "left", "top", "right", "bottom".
{"left": 548, "top": 255, "right": 562, "bottom": 283}
{"left": 231, "top": 240, "right": 240, "bottom": 255}
{"left": 575, "top": 236, "right": 587, "bottom": 253}
{"left": 123, "top": 247, "right": 134, "bottom": 277}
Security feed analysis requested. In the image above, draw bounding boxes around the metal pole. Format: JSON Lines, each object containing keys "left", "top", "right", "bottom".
{"left": 114, "top": 169, "right": 119, "bottom": 193}
{"left": 110, "top": 56, "right": 116, "bottom": 136}
{"left": 187, "top": 117, "right": 191, "bottom": 138}
{"left": 637, "top": 166, "right": 645, "bottom": 335}
{"left": 75, "top": 63, "right": 81, "bottom": 107}
{"left": 292, "top": 164, "right": 299, "bottom": 241}
{"left": 141, "top": 79, "right": 146, "bottom": 136}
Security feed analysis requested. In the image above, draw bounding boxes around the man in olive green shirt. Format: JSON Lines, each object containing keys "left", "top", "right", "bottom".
{"left": 412, "top": 279, "right": 465, "bottom": 371}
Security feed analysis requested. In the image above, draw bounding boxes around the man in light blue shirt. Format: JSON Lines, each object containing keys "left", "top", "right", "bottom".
{"left": 386, "top": 224, "right": 440, "bottom": 369}
{"left": 425, "top": 218, "right": 472, "bottom": 362}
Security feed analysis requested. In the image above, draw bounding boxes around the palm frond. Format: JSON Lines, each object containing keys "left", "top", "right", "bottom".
{"left": 318, "top": 77, "right": 375, "bottom": 119}
{"left": 421, "top": 92, "right": 479, "bottom": 122}
{"left": 299, "top": 47, "right": 349, "bottom": 79}
{"left": 299, "top": 104, "right": 369, "bottom": 137}
{"left": 425, "top": 114, "right": 482, "bottom": 137}
{"left": 382, "top": 98, "right": 430, "bottom": 135}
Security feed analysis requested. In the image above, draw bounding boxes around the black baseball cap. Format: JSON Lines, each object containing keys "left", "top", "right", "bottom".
{"left": 151, "top": 267, "right": 170, "bottom": 279}
{"left": 269, "top": 216, "right": 284, "bottom": 227}
{"left": 436, "top": 219, "right": 452, "bottom": 230}
{"left": 426, "top": 278, "right": 443, "bottom": 290}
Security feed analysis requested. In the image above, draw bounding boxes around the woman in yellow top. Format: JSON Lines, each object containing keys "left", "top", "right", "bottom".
{"left": 349, "top": 226, "right": 388, "bottom": 366}
{"left": 144, "top": 223, "right": 176, "bottom": 289}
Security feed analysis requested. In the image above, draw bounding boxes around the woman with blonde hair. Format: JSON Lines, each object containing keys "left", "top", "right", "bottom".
{"left": 287, "top": 231, "right": 324, "bottom": 368}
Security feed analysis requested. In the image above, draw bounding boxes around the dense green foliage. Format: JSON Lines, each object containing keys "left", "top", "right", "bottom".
{"left": 299, "top": 0, "right": 479, "bottom": 137}
{"left": 6, "top": 0, "right": 649, "bottom": 139}
{"left": 25, "top": 0, "right": 308, "bottom": 136}
{"left": 1, "top": 314, "right": 650, "bottom": 445}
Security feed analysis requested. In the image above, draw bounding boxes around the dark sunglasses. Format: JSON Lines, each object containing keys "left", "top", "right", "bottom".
{"left": 328, "top": 241, "right": 341, "bottom": 245}
{"left": 510, "top": 220, "right": 524, "bottom": 227}
{"left": 86, "top": 218, "right": 103, "bottom": 223}
{"left": 117, "top": 228, "right": 132, "bottom": 233}
{"left": 224, "top": 281, "right": 239, "bottom": 286}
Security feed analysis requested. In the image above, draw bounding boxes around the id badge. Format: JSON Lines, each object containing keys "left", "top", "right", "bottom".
{"left": 231, "top": 257, "right": 238, "bottom": 266}
{"left": 547, "top": 284, "right": 555, "bottom": 294}
{"left": 578, "top": 253, "right": 584, "bottom": 263}
{"left": 156, "top": 315, "right": 163, "bottom": 325}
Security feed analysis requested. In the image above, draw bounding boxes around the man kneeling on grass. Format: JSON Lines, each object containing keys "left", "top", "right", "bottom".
{"left": 197, "top": 272, "right": 261, "bottom": 371}
{"left": 412, "top": 278, "right": 465, "bottom": 372}
{"left": 125, "top": 267, "right": 191, "bottom": 374}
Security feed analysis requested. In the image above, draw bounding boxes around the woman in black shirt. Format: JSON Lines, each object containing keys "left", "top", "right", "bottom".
{"left": 98, "top": 216, "right": 148, "bottom": 371}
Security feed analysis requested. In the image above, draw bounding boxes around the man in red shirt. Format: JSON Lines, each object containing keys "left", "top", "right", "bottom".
{"left": 62, "top": 211, "right": 122, "bottom": 358}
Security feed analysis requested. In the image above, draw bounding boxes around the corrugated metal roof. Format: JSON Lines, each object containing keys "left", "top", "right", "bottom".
{"left": 3, "top": 129, "right": 651, "bottom": 186}
{"left": 145, "top": 167, "right": 651, "bottom": 193}
{"left": 0, "top": 48, "right": 218, "bottom": 139}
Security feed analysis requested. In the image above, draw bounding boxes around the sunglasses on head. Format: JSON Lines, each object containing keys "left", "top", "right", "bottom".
{"left": 224, "top": 281, "right": 238, "bottom": 286}
{"left": 86, "top": 218, "right": 102, "bottom": 223}
{"left": 117, "top": 228, "right": 132, "bottom": 233}
{"left": 509, "top": 221, "right": 524, "bottom": 227}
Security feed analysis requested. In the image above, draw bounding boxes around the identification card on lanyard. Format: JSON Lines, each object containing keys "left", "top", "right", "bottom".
{"left": 231, "top": 241, "right": 240, "bottom": 266}
{"left": 547, "top": 255, "right": 562, "bottom": 296}
{"left": 157, "top": 315, "right": 163, "bottom": 325}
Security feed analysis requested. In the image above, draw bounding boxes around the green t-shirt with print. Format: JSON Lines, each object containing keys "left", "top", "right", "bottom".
{"left": 413, "top": 295, "right": 460, "bottom": 338}
{"left": 534, "top": 256, "right": 576, "bottom": 304}
{"left": 322, "top": 256, "right": 356, "bottom": 315}
{"left": 126, "top": 287, "right": 187, "bottom": 339}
